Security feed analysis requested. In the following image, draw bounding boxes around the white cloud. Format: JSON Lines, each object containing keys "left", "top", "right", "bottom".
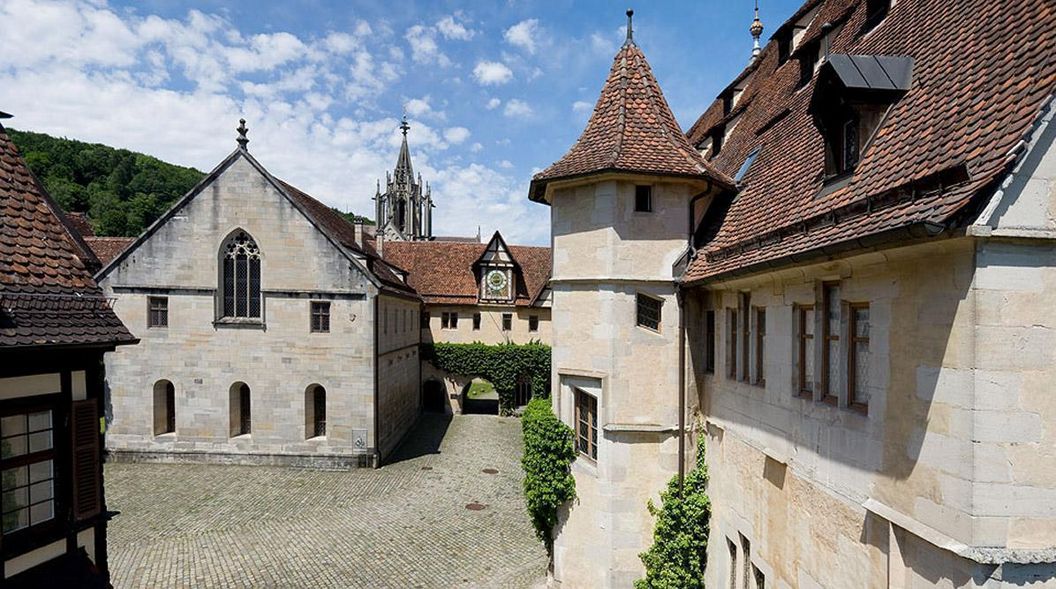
{"left": 503, "top": 99, "right": 533, "bottom": 118}
{"left": 485, "top": 97, "right": 501, "bottom": 110}
{"left": 572, "top": 100, "right": 593, "bottom": 113}
{"left": 404, "top": 96, "right": 432, "bottom": 116}
{"left": 443, "top": 127, "right": 470, "bottom": 144}
{"left": 473, "top": 61, "right": 513, "bottom": 86}
{"left": 436, "top": 14, "right": 474, "bottom": 40}
{"left": 498, "top": 160, "right": 513, "bottom": 169}
{"left": 504, "top": 19, "right": 540, "bottom": 54}
{"left": 469, "top": 142, "right": 483, "bottom": 152}
{"left": 405, "top": 24, "right": 450, "bottom": 66}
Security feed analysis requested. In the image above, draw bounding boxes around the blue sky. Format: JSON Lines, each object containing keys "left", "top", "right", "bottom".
{"left": 0, "top": 0, "right": 802, "bottom": 245}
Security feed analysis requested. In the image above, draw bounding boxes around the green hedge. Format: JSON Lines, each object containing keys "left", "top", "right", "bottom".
{"left": 635, "top": 435, "right": 712, "bottom": 589}
{"left": 521, "top": 397, "right": 577, "bottom": 555}
{"left": 422, "top": 341, "right": 550, "bottom": 414}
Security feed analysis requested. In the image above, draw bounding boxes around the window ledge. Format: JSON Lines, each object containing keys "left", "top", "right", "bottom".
{"left": 153, "top": 432, "right": 176, "bottom": 439}
{"left": 306, "top": 435, "right": 327, "bottom": 442}
{"left": 230, "top": 433, "right": 251, "bottom": 440}
{"left": 214, "top": 318, "right": 265, "bottom": 330}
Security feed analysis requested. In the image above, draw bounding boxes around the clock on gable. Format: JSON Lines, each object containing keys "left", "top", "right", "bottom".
{"left": 484, "top": 268, "right": 511, "bottom": 300}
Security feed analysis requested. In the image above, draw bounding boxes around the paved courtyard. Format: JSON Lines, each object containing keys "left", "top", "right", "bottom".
{"left": 105, "top": 414, "right": 548, "bottom": 588}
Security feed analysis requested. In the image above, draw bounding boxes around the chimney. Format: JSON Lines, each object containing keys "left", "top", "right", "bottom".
{"left": 376, "top": 232, "right": 384, "bottom": 257}
{"left": 354, "top": 223, "right": 364, "bottom": 248}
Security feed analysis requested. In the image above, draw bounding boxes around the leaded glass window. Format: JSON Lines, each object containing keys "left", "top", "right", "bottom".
{"left": 2, "top": 409, "right": 55, "bottom": 535}
{"left": 222, "top": 231, "right": 262, "bottom": 319}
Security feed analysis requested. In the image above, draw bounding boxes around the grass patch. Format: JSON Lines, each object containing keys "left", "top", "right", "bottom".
{"left": 466, "top": 378, "right": 498, "bottom": 399}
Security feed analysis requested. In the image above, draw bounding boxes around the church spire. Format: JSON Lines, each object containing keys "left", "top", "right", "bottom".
{"left": 394, "top": 115, "right": 414, "bottom": 183}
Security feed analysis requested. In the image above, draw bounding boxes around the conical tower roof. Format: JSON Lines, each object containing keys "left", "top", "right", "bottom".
{"left": 394, "top": 116, "right": 414, "bottom": 182}
{"left": 530, "top": 22, "right": 732, "bottom": 202}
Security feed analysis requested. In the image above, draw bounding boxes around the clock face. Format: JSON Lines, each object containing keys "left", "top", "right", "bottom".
{"left": 485, "top": 269, "right": 508, "bottom": 297}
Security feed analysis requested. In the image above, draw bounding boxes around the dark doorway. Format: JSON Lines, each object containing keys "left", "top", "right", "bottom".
{"left": 461, "top": 377, "right": 499, "bottom": 415}
{"left": 423, "top": 380, "right": 446, "bottom": 413}
{"left": 514, "top": 375, "right": 532, "bottom": 408}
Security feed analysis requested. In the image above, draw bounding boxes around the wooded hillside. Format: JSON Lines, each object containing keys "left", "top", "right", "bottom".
{"left": 8, "top": 129, "right": 372, "bottom": 236}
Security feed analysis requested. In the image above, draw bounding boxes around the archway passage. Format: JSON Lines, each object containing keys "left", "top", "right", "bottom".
{"left": 423, "top": 380, "right": 446, "bottom": 413}
{"left": 461, "top": 377, "right": 499, "bottom": 415}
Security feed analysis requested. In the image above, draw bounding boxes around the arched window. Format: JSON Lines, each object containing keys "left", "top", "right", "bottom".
{"left": 230, "top": 382, "right": 251, "bottom": 437}
{"left": 396, "top": 199, "right": 407, "bottom": 232}
{"left": 305, "top": 384, "right": 326, "bottom": 439}
{"left": 153, "top": 380, "right": 175, "bottom": 435}
{"left": 221, "top": 231, "right": 261, "bottom": 319}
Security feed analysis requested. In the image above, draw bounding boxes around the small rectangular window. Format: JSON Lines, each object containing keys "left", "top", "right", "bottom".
{"left": 148, "top": 296, "right": 168, "bottom": 328}
{"left": 574, "top": 389, "right": 598, "bottom": 461}
{"left": 636, "top": 293, "right": 662, "bottom": 331}
{"left": 754, "top": 307, "right": 766, "bottom": 386}
{"left": 473, "top": 313, "right": 482, "bottom": 331}
{"left": 502, "top": 313, "right": 512, "bottom": 332}
{"left": 441, "top": 312, "right": 449, "bottom": 329}
{"left": 529, "top": 315, "right": 539, "bottom": 332}
{"left": 1, "top": 408, "right": 57, "bottom": 535}
{"left": 705, "top": 310, "right": 716, "bottom": 373}
{"left": 634, "top": 185, "right": 653, "bottom": 212}
{"left": 310, "top": 302, "right": 330, "bottom": 333}
{"left": 822, "top": 282, "right": 841, "bottom": 404}
{"left": 849, "top": 303, "right": 870, "bottom": 412}
{"left": 797, "top": 305, "right": 815, "bottom": 397}
{"left": 740, "top": 294, "right": 751, "bottom": 382}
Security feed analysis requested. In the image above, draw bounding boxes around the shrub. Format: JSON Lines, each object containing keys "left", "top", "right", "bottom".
{"left": 422, "top": 342, "right": 550, "bottom": 414}
{"left": 634, "top": 435, "right": 711, "bottom": 589}
{"left": 521, "top": 397, "right": 577, "bottom": 555}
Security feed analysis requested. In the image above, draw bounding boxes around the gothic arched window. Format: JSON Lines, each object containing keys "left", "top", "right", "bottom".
{"left": 221, "top": 231, "right": 261, "bottom": 319}
{"left": 396, "top": 199, "right": 407, "bottom": 232}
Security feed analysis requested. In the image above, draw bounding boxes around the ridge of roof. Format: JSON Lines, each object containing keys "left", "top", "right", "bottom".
{"left": 530, "top": 36, "right": 733, "bottom": 202}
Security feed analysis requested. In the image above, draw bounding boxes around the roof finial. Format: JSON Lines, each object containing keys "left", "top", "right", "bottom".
{"left": 236, "top": 118, "right": 249, "bottom": 150}
{"left": 400, "top": 114, "right": 410, "bottom": 137}
{"left": 624, "top": 9, "right": 635, "bottom": 47}
{"left": 750, "top": 0, "right": 764, "bottom": 63}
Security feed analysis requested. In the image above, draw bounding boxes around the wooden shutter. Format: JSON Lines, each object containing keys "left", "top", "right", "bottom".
{"left": 71, "top": 400, "right": 102, "bottom": 521}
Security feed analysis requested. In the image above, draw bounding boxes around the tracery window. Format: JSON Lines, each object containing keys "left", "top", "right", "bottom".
{"left": 221, "top": 231, "right": 262, "bottom": 319}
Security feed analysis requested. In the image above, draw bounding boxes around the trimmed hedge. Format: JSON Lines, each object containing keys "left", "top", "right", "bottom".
{"left": 422, "top": 341, "right": 551, "bottom": 414}
{"left": 521, "top": 397, "right": 577, "bottom": 555}
{"left": 635, "top": 435, "right": 712, "bottom": 589}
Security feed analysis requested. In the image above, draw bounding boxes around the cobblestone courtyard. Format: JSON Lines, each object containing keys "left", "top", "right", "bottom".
{"left": 105, "top": 414, "right": 548, "bottom": 588}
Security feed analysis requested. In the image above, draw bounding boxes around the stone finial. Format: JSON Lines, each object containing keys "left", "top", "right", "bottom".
{"left": 399, "top": 114, "right": 410, "bottom": 136}
{"left": 236, "top": 118, "right": 249, "bottom": 150}
{"left": 624, "top": 9, "right": 635, "bottom": 47}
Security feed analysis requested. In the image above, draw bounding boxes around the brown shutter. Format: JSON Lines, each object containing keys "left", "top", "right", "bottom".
{"left": 71, "top": 400, "right": 102, "bottom": 520}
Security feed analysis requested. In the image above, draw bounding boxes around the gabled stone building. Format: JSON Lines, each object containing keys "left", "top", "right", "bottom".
{"left": 97, "top": 122, "right": 421, "bottom": 468}
{"left": 1, "top": 114, "right": 136, "bottom": 586}
{"left": 534, "top": 1, "right": 1056, "bottom": 587}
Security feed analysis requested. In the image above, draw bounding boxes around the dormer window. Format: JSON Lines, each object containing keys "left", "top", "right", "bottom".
{"left": 862, "top": 0, "right": 891, "bottom": 34}
{"left": 810, "top": 54, "right": 914, "bottom": 181}
{"left": 798, "top": 43, "right": 819, "bottom": 88}
{"left": 721, "top": 92, "right": 733, "bottom": 116}
{"left": 710, "top": 127, "right": 725, "bottom": 158}
{"left": 777, "top": 30, "right": 792, "bottom": 65}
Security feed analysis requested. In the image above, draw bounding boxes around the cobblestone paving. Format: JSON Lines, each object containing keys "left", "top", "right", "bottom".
{"left": 106, "top": 415, "right": 548, "bottom": 589}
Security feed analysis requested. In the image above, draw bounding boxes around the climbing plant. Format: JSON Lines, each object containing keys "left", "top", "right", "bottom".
{"left": 421, "top": 341, "right": 551, "bottom": 415}
{"left": 521, "top": 397, "right": 577, "bottom": 556}
{"left": 635, "top": 433, "right": 712, "bottom": 589}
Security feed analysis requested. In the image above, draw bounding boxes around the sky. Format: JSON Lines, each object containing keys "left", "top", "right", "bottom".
{"left": 0, "top": 0, "right": 802, "bottom": 246}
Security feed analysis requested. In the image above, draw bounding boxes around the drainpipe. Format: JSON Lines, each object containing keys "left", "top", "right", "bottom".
{"left": 676, "top": 285, "right": 686, "bottom": 494}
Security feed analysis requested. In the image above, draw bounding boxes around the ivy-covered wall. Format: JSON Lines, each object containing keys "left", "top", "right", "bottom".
{"left": 421, "top": 342, "right": 551, "bottom": 414}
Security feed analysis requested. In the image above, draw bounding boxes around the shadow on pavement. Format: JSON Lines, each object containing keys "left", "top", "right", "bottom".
{"left": 386, "top": 413, "right": 453, "bottom": 465}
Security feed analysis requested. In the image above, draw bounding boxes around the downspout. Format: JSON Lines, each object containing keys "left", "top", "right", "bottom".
{"left": 373, "top": 294, "right": 380, "bottom": 468}
{"left": 677, "top": 285, "right": 687, "bottom": 494}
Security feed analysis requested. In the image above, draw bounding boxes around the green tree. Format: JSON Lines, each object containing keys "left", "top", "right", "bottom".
{"left": 521, "top": 397, "right": 577, "bottom": 555}
{"left": 635, "top": 435, "right": 712, "bottom": 589}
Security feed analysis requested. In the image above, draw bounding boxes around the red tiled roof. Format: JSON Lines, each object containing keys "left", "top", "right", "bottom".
{"left": 383, "top": 239, "right": 550, "bottom": 306}
{"left": 530, "top": 40, "right": 733, "bottom": 201}
{"left": 65, "top": 212, "right": 94, "bottom": 238}
{"left": 0, "top": 123, "right": 136, "bottom": 348}
{"left": 683, "top": 0, "right": 1056, "bottom": 283}
{"left": 85, "top": 237, "right": 133, "bottom": 266}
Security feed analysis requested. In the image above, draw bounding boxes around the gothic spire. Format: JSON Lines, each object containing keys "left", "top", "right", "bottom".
{"left": 394, "top": 115, "right": 414, "bottom": 182}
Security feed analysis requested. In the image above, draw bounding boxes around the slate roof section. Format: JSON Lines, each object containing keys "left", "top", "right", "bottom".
{"left": 0, "top": 123, "right": 136, "bottom": 348}
{"left": 530, "top": 38, "right": 733, "bottom": 201}
{"left": 683, "top": 0, "right": 1056, "bottom": 283}
{"left": 84, "top": 237, "right": 133, "bottom": 266}
{"left": 383, "top": 239, "right": 551, "bottom": 307}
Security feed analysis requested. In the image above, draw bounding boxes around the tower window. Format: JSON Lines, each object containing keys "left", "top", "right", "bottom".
{"left": 574, "top": 389, "right": 597, "bottom": 461}
{"left": 636, "top": 293, "right": 662, "bottom": 332}
{"left": 634, "top": 185, "right": 653, "bottom": 212}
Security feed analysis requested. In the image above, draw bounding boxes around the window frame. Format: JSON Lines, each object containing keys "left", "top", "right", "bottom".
{"left": 574, "top": 389, "right": 598, "bottom": 462}
{"left": 848, "top": 303, "right": 870, "bottom": 413}
{"left": 310, "top": 301, "right": 331, "bottom": 334}
{"left": 501, "top": 313, "right": 512, "bottom": 332}
{"left": 1, "top": 395, "right": 63, "bottom": 547}
{"left": 727, "top": 308, "right": 739, "bottom": 379}
{"left": 636, "top": 292, "right": 663, "bottom": 332}
{"left": 147, "top": 296, "right": 168, "bottom": 328}
{"left": 704, "top": 310, "right": 716, "bottom": 374}
{"left": 473, "top": 312, "right": 482, "bottom": 331}
{"left": 153, "top": 380, "right": 176, "bottom": 436}
{"left": 219, "top": 230, "right": 262, "bottom": 321}
{"left": 820, "top": 282, "right": 841, "bottom": 405}
{"left": 740, "top": 294, "right": 751, "bottom": 382}
{"left": 796, "top": 305, "right": 815, "bottom": 398}
{"left": 753, "top": 306, "right": 766, "bottom": 387}
{"left": 634, "top": 185, "right": 653, "bottom": 213}
{"left": 528, "top": 315, "right": 539, "bottom": 333}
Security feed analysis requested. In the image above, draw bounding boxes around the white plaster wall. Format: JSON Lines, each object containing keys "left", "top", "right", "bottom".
{"left": 422, "top": 305, "right": 551, "bottom": 345}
